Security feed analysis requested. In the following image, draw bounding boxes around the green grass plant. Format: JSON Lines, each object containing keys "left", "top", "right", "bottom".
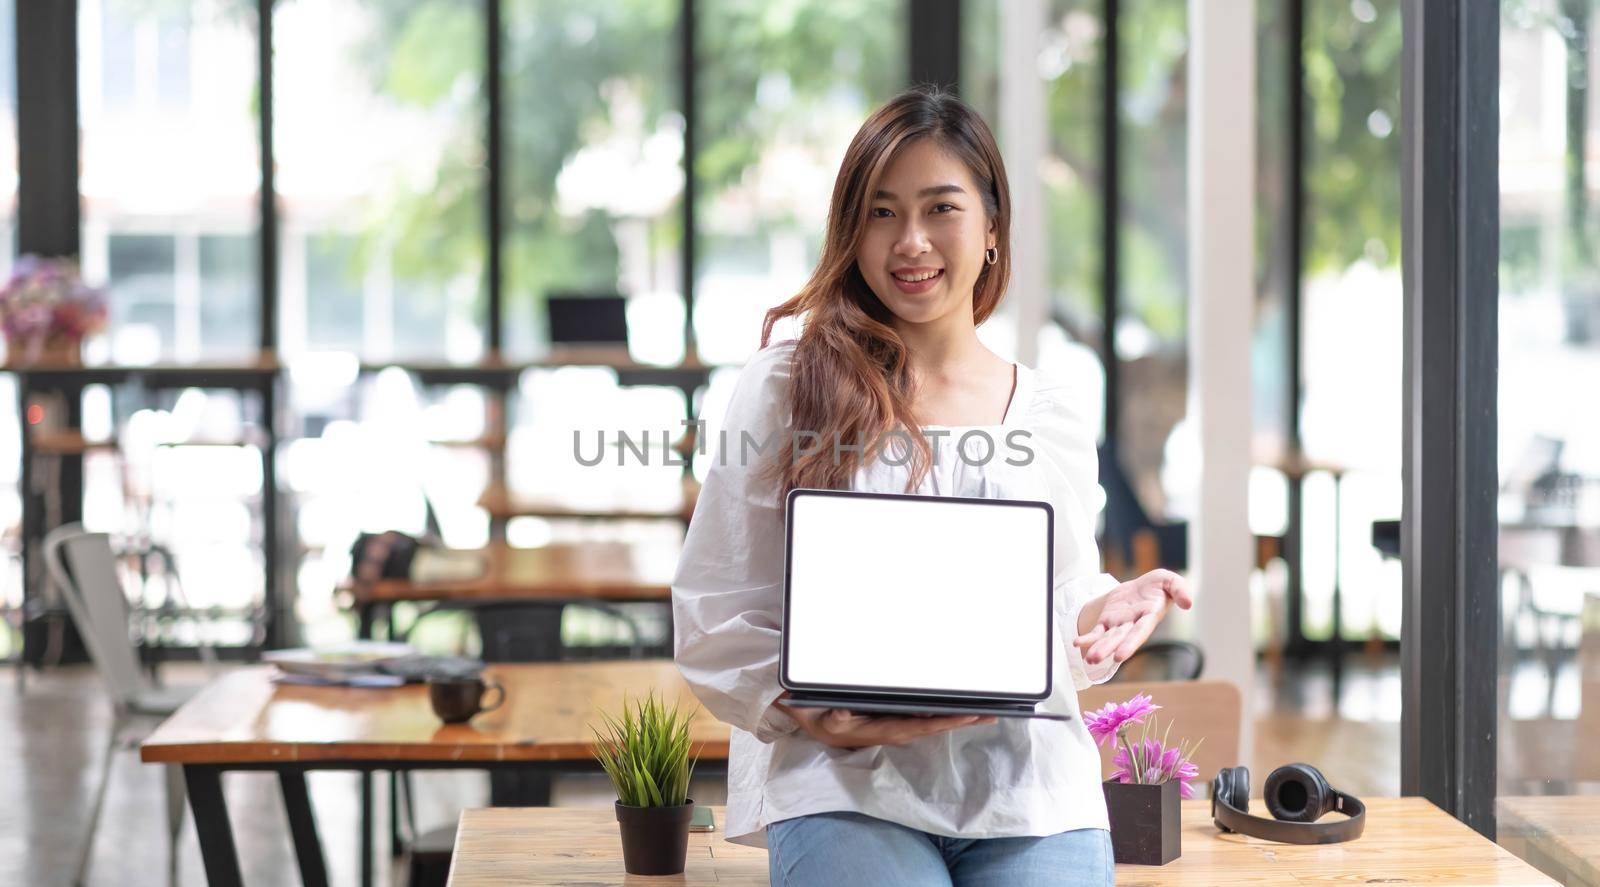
{"left": 592, "top": 691, "right": 698, "bottom": 808}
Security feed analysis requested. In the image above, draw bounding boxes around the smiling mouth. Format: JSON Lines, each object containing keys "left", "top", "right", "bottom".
{"left": 889, "top": 268, "right": 945, "bottom": 294}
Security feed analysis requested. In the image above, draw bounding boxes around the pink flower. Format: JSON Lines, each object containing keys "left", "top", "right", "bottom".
{"left": 1083, "top": 693, "right": 1160, "bottom": 747}
{"left": 1110, "top": 738, "right": 1198, "bottom": 799}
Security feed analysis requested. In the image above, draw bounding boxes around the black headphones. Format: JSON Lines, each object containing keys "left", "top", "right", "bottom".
{"left": 1210, "top": 763, "right": 1366, "bottom": 845}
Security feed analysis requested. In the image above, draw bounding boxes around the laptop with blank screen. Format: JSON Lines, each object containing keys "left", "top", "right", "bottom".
{"left": 546, "top": 293, "right": 629, "bottom": 347}
{"left": 779, "top": 489, "right": 1070, "bottom": 722}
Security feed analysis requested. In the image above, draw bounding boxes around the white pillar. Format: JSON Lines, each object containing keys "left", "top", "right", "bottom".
{"left": 1188, "top": 0, "right": 1256, "bottom": 762}
{"left": 998, "top": 0, "right": 1047, "bottom": 366}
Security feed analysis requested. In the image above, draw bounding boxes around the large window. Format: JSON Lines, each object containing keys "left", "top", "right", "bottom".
{"left": 18, "top": 0, "right": 1432, "bottom": 671}
{"left": 692, "top": 0, "right": 905, "bottom": 365}
{"left": 503, "top": 0, "right": 683, "bottom": 364}
{"left": 1111, "top": 0, "right": 1188, "bottom": 515}
{"left": 275, "top": 0, "right": 486, "bottom": 362}
{"left": 963, "top": 0, "right": 1107, "bottom": 417}
{"left": 68, "top": 1, "right": 268, "bottom": 647}
{"left": 1296, "top": 0, "right": 1403, "bottom": 644}
{"left": 1496, "top": 2, "right": 1600, "bottom": 880}
{"left": 77, "top": 0, "right": 260, "bottom": 363}
{"left": 1042, "top": 1, "right": 1106, "bottom": 341}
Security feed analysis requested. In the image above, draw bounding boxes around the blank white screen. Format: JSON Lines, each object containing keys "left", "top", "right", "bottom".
{"left": 784, "top": 493, "right": 1051, "bottom": 696}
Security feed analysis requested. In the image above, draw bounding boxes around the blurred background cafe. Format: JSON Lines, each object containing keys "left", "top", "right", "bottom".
{"left": 0, "top": 0, "right": 1595, "bottom": 884}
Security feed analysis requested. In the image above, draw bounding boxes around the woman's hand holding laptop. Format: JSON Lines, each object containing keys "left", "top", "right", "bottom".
{"left": 773, "top": 694, "right": 999, "bottom": 749}
{"left": 768, "top": 567, "right": 1193, "bottom": 750}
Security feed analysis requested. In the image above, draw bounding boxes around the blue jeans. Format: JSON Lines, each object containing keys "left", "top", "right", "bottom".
{"left": 766, "top": 812, "right": 1113, "bottom": 886}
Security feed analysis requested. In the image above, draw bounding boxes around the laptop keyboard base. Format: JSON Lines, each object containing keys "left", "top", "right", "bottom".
{"left": 785, "top": 696, "right": 1071, "bottom": 722}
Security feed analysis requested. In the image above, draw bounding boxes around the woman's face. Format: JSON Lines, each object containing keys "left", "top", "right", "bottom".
{"left": 855, "top": 138, "right": 996, "bottom": 329}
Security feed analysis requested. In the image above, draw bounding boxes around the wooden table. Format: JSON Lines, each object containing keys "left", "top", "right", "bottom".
{"left": 343, "top": 540, "right": 680, "bottom": 640}
{"left": 141, "top": 661, "right": 727, "bottom": 887}
{"left": 1498, "top": 795, "right": 1600, "bottom": 885}
{"left": 446, "top": 799, "right": 1557, "bottom": 886}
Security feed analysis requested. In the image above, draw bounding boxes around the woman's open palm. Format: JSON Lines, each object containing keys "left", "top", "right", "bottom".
{"left": 1073, "top": 569, "right": 1193, "bottom": 666}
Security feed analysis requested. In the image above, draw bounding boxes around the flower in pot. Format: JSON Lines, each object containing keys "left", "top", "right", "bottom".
{"left": 0, "top": 256, "right": 107, "bottom": 366}
{"left": 592, "top": 691, "right": 699, "bottom": 876}
{"left": 1085, "top": 693, "right": 1202, "bottom": 866}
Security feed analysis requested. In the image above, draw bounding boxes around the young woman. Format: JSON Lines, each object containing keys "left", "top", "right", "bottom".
{"left": 673, "top": 86, "right": 1192, "bottom": 886}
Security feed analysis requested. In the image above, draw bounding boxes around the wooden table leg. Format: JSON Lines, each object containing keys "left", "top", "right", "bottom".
{"left": 184, "top": 764, "right": 243, "bottom": 887}
{"left": 279, "top": 769, "right": 330, "bottom": 887}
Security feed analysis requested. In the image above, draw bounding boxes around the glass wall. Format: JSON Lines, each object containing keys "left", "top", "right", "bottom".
{"left": 963, "top": 0, "right": 1105, "bottom": 410}
{"left": 17, "top": 0, "right": 1424, "bottom": 665}
{"left": 68, "top": 0, "right": 269, "bottom": 647}
{"left": 1115, "top": 0, "right": 1188, "bottom": 516}
{"left": 1295, "top": 0, "right": 1403, "bottom": 645}
{"left": 502, "top": 0, "right": 683, "bottom": 364}
{"left": 1041, "top": 0, "right": 1106, "bottom": 344}
{"left": 692, "top": 0, "right": 904, "bottom": 365}
{"left": 1497, "top": 1, "right": 1600, "bottom": 880}
{"left": 1249, "top": 0, "right": 1292, "bottom": 650}
{"left": 960, "top": 1, "right": 1400, "bottom": 663}
{"left": 274, "top": 0, "right": 486, "bottom": 362}
{"left": 77, "top": 0, "right": 260, "bottom": 362}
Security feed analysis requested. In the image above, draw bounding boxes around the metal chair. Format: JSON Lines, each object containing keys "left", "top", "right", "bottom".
{"left": 477, "top": 601, "right": 647, "bottom": 803}
{"left": 1098, "top": 441, "right": 1188, "bottom": 577}
{"left": 1108, "top": 640, "right": 1205, "bottom": 683}
{"left": 122, "top": 539, "right": 224, "bottom": 684}
{"left": 1079, "top": 679, "right": 1240, "bottom": 786}
{"left": 44, "top": 524, "right": 195, "bottom": 887}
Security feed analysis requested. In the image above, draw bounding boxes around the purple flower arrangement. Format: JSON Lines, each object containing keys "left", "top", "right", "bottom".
{"left": 0, "top": 255, "right": 107, "bottom": 362}
{"left": 1084, "top": 693, "right": 1203, "bottom": 799}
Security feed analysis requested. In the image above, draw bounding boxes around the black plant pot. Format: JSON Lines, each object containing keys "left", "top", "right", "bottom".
{"left": 1103, "top": 779, "right": 1181, "bottom": 865}
{"left": 615, "top": 799, "right": 695, "bottom": 875}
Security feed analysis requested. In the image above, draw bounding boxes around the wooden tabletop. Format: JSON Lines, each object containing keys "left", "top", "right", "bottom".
{"left": 28, "top": 429, "right": 118, "bottom": 455}
{"left": 359, "top": 352, "right": 714, "bottom": 375}
{"left": 477, "top": 487, "right": 693, "bottom": 523}
{"left": 139, "top": 661, "right": 728, "bottom": 766}
{"left": 10, "top": 354, "right": 282, "bottom": 375}
{"left": 1498, "top": 795, "right": 1599, "bottom": 885}
{"left": 444, "top": 799, "right": 1557, "bottom": 886}
{"left": 344, "top": 540, "right": 680, "bottom": 605}
{"left": 1258, "top": 451, "right": 1352, "bottom": 478}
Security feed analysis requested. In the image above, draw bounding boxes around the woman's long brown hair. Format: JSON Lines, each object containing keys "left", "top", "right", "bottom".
{"left": 760, "top": 85, "right": 1012, "bottom": 498}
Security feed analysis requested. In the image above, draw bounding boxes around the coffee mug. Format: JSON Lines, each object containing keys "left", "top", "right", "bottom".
{"left": 428, "top": 675, "right": 506, "bottom": 724}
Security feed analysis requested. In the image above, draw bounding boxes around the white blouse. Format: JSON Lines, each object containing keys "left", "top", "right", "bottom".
{"left": 672, "top": 339, "right": 1121, "bottom": 847}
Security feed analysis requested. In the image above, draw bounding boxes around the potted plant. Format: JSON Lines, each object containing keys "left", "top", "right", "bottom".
{"left": 1084, "top": 693, "right": 1202, "bottom": 866}
{"left": 0, "top": 255, "right": 107, "bottom": 366}
{"left": 592, "top": 691, "right": 699, "bottom": 875}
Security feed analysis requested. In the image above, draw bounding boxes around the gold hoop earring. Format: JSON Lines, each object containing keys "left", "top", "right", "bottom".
{"left": 985, "top": 247, "right": 998, "bottom": 265}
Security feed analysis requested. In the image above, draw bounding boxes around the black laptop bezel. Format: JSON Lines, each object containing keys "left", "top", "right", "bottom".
{"left": 779, "top": 488, "right": 1056, "bottom": 704}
